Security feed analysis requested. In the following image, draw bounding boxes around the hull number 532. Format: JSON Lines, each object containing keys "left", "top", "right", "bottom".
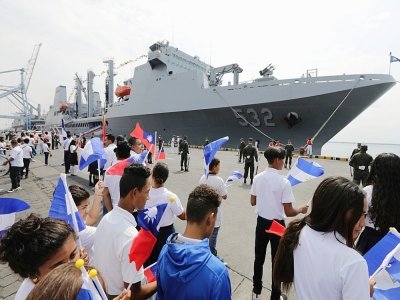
{"left": 234, "top": 107, "right": 275, "bottom": 127}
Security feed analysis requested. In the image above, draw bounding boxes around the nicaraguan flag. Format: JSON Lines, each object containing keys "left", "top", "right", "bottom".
{"left": 129, "top": 203, "right": 168, "bottom": 270}
{"left": 49, "top": 174, "right": 86, "bottom": 234}
{"left": 79, "top": 137, "right": 106, "bottom": 170}
{"left": 287, "top": 158, "right": 324, "bottom": 186}
{"left": 144, "top": 262, "right": 158, "bottom": 283}
{"left": 373, "top": 286, "right": 400, "bottom": 300}
{"left": 364, "top": 230, "right": 400, "bottom": 277}
{"left": 225, "top": 171, "right": 244, "bottom": 186}
{"left": 61, "top": 119, "right": 68, "bottom": 141}
{"left": 390, "top": 55, "right": 400, "bottom": 63}
{"left": 203, "top": 136, "right": 229, "bottom": 177}
{"left": 76, "top": 263, "right": 106, "bottom": 300}
{"left": 0, "top": 198, "right": 30, "bottom": 239}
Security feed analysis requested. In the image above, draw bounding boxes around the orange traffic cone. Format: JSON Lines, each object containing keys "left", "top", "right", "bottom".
{"left": 265, "top": 220, "right": 286, "bottom": 237}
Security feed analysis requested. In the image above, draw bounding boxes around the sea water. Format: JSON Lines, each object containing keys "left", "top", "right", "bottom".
{"left": 322, "top": 142, "right": 400, "bottom": 158}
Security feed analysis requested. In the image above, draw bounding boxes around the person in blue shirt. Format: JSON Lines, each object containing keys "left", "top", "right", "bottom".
{"left": 156, "top": 184, "right": 231, "bottom": 300}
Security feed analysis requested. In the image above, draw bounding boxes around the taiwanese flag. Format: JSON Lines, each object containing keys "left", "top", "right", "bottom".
{"left": 129, "top": 203, "right": 168, "bottom": 270}
{"left": 157, "top": 145, "right": 166, "bottom": 160}
{"left": 144, "top": 262, "right": 158, "bottom": 283}
{"left": 130, "top": 122, "right": 155, "bottom": 153}
{"left": 265, "top": 220, "right": 286, "bottom": 237}
{"left": 105, "top": 151, "right": 148, "bottom": 176}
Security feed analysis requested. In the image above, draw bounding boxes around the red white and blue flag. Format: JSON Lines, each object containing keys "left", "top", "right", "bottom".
{"left": 144, "top": 262, "right": 158, "bottom": 283}
{"left": 157, "top": 145, "right": 166, "bottom": 160}
{"left": 130, "top": 122, "right": 156, "bottom": 154}
{"left": 129, "top": 203, "right": 168, "bottom": 270}
{"left": 0, "top": 198, "right": 30, "bottom": 239}
{"left": 106, "top": 151, "right": 148, "bottom": 176}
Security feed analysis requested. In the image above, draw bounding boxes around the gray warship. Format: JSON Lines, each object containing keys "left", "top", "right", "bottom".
{"left": 105, "top": 41, "right": 396, "bottom": 153}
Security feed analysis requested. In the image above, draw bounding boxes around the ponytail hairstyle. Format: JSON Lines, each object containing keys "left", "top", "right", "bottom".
{"left": 152, "top": 162, "right": 169, "bottom": 186}
{"left": 273, "top": 176, "right": 365, "bottom": 292}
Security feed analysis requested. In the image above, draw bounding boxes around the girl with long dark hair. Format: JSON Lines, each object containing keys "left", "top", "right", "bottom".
{"left": 357, "top": 153, "right": 400, "bottom": 254}
{"left": 273, "top": 176, "right": 372, "bottom": 299}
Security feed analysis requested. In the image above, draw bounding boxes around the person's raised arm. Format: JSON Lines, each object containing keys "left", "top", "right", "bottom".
{"left": 85, "top": 180, "right": 104, "bottom": 225}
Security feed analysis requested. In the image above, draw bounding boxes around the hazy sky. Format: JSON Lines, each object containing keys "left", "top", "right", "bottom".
{"left": 1, "top": 0, "right": 399, "bottom": 143}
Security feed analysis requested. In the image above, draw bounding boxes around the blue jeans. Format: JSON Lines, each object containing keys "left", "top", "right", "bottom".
{"left": 209, "top": 227, "right": 220, "bottom": 256}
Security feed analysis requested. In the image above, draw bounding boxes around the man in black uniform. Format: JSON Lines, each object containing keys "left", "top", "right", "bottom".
{"left": 349, "top": 144, "right": 373, "bottom": 187}
{"left": 350, "top": 142, "right": 362, "bottom": 158}
{"left": 243, "top": 138, "right": 258, "bottom": 184}
{"left": 284, "top": 139, "right": 294, "bottom": 169}
{"left": 180, "top": 136, "right": 189, "bottom": 172}
{"left": 238, "top": 138, "right": 246, "bottom": 163}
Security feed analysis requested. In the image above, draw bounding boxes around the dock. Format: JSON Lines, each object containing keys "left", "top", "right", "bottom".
{"left": 0, "top": 146, "right": 353, "bottom": 300}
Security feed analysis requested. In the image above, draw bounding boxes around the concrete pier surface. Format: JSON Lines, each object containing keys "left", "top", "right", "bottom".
{"left": 0, "top": 146, "right": 352, "bottom": 299}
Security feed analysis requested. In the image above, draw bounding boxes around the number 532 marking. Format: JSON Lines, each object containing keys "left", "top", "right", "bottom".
{"left": 234, "top": 108, "right": 275, "bottom": 127}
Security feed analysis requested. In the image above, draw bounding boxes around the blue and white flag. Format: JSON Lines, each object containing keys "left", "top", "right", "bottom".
{"left": 75, "top": 260, "right": 106, "bottom": 300}
{"left": 390, "top": 55, "right": 400, "bottom": 63}
{"left": 0, "top": 198, "right": 30, "bottom": 239}
{"left": 49, "top": 174, "right": 86, "bottom": 236}
{"left": 79, "top": 137, "right": 106, "bottom": 170}
{"left": 287, "top": 158, "right": 324, "bottom": 186}
{"left": 225, "top": 171, "right": 244, "bottom": 186}
{"left": 203, "top": 136, "right": 229, "bottom": 177}
{"left": 365, "top": 229, "right": 400, "bottom": 300}
{"left": 61, "top": 119, "right": 68, "bottom": 141}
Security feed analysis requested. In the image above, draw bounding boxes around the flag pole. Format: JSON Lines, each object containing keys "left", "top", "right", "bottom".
{"left": 154, "top": 131, "right": 157, "bottom": 161}
{"left": 97, "top": 159, "right": 101, "bottom": 181}
{"left": 389, "top": 52, "right": 392, "bottom": 75}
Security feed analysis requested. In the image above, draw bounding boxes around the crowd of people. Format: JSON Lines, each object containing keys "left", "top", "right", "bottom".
{"left": 0, "top": 130, "right": 399, "bottom": 300}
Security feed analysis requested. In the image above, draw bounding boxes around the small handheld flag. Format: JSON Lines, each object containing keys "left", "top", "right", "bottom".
{"left": 129, "top": 203, "right": 168, "bottom": 270}
{"left": 106, "top": 151, "right": 148, "bottom": 176}
{"left": 144, "top": 262, "right": 158, "bottom": 283}
{"left": 130, "top": 122, "right": 155, "bottom": 153}
{"left": 75, "top": 259, "right": 107, "bottom": 300}
{"left": 265, "top": 220, "right": 286, "bottom": 237}
{"left": 157, "top": 143, "right": 166, "bottom": 160}
{"left": 79, "top": 137, "right": 106, "bottom": 170}
{"left": 390, "top": 54, "right": 400, "bottom": 63}
{"left": 0, "top": 198, "right": 30, "bottom": 239}
{"left": 49, "top": 174, "right": 86, "bottom": 246}
{"left": 225, "top": 171, "right": 243, "bottom": 186}
{"left": 203, "top": 136, "right": 229, "bottom": 177}
{"left": 61, "top": 119, "right": 68, "bottom": 141}
{"left": 287, "top": 158, "right": 324, "bottom": 187}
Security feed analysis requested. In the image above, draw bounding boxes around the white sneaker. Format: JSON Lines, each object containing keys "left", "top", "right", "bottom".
{"left": 15, "top": 187, "right": 22, "bottom": 191}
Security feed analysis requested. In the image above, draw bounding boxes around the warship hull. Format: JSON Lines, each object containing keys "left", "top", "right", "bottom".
{"left": 107, "top": 81, "right": 395, "bottom": 154}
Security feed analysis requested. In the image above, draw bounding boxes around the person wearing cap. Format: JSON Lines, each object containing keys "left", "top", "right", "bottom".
{"left": 242, "top": 138, "right": 258, "bottom": 184}
{"left": 349, "top": 144, "right": 373, "bottom": 187}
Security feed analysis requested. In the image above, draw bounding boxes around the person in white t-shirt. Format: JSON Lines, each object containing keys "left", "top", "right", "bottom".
{"left": 0, "top": 135, "right": 6, "bottom": 155}
{"left": 250, "top": 147, "right": 308, "bottom": 300}
{"left": 69, "top": 181, "right": 104, "bottom": 260}
{"left": 144, "top": 162, "right": 186, "bottom": 266}
{"left": 94, "top": 164, "right": 157, "bottom": 298}
{"left": 274, "top": 176, "right": 374, "bottom": 300}
{"left": 20, "top": 138, "right": 33, "bottom": 179}
{"left": 0, "top": 215, "right": 81, "bottom": 300}
{"left": 103, "top": 134, "right": 117, "bottom": 170}
{"left": 3, "top": 140, "right": 24, "bottom": 192}
{"left": 103, "top": 141, "right": 131, "bottom": 212}
{"left": 199, "top": 157, "right": 227, "bottom": 257}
